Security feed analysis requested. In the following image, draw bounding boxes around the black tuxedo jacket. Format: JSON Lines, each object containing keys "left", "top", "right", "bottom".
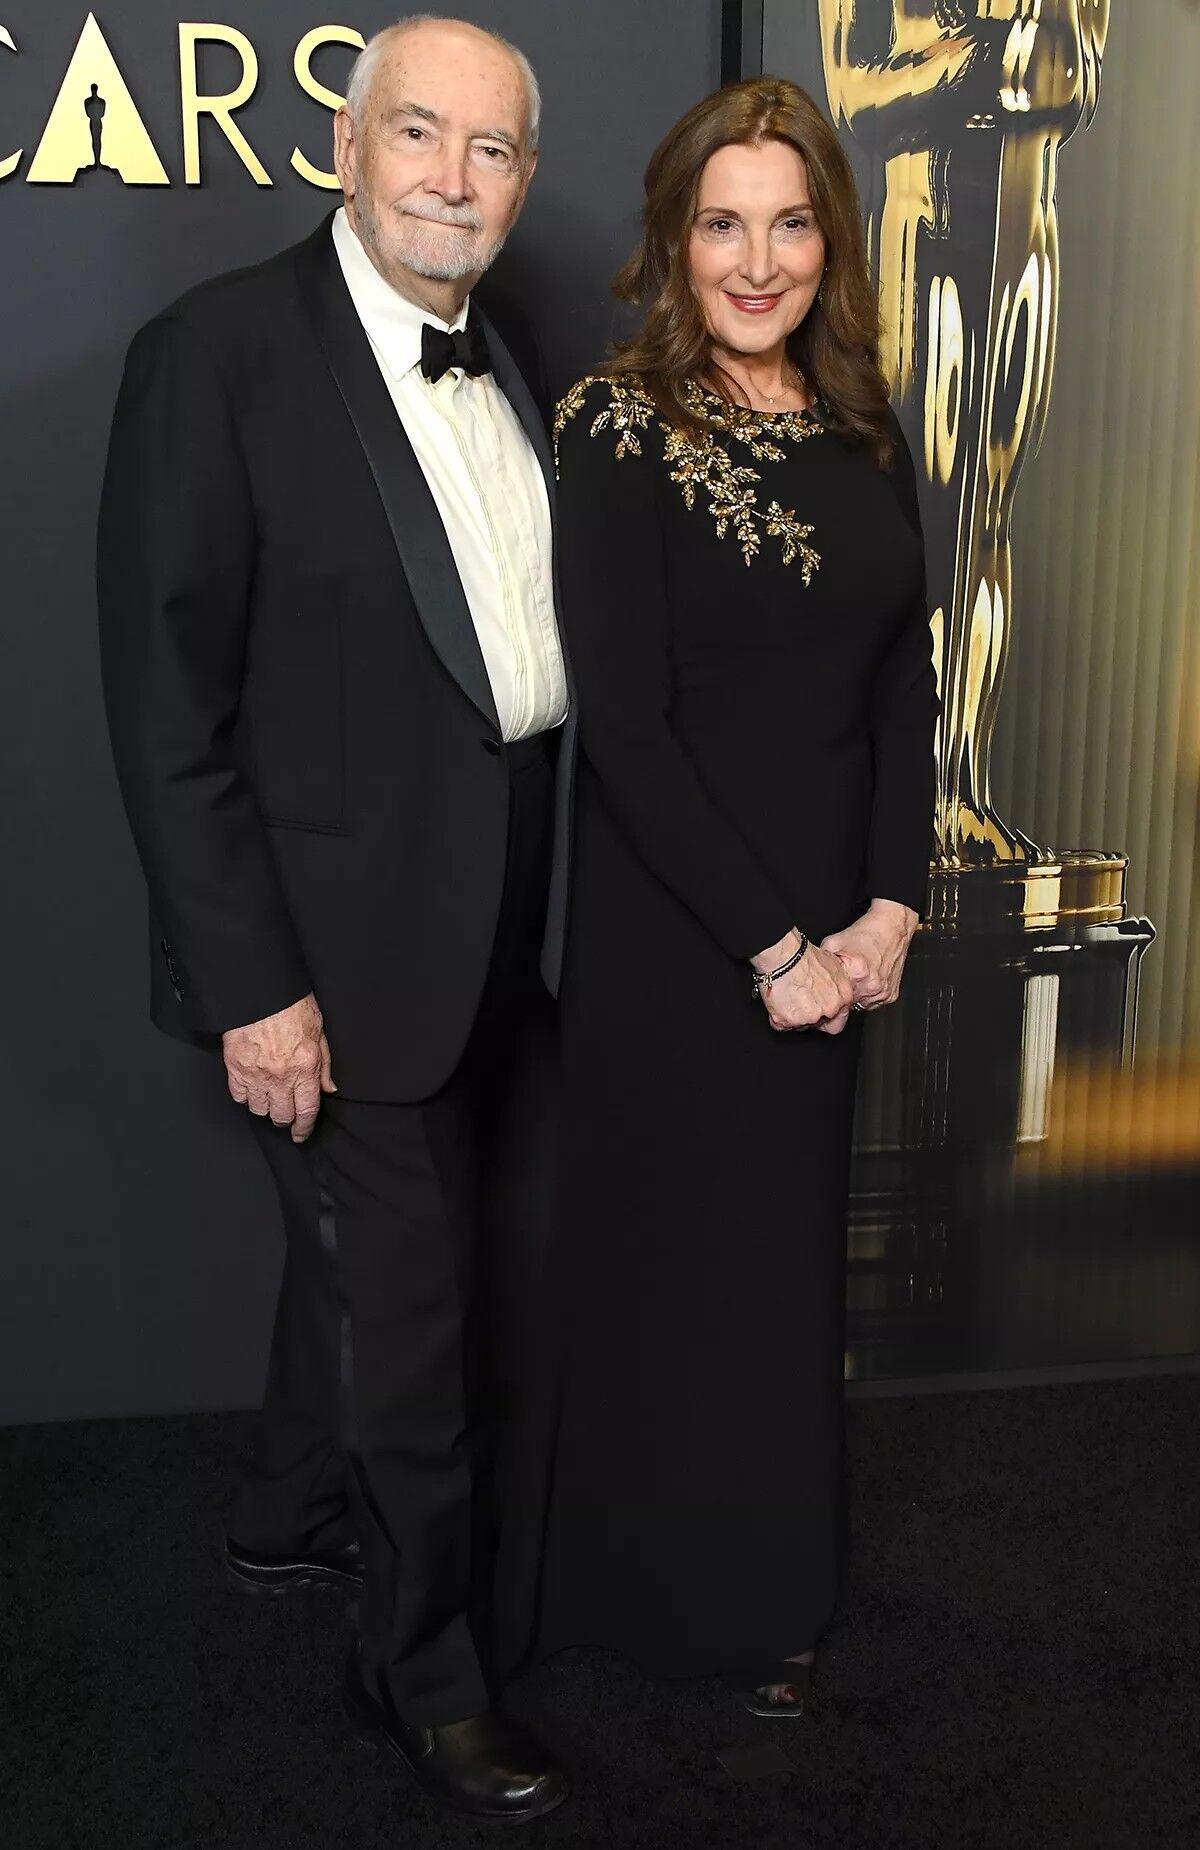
{"left": 98, "top": 213, "right": 576, "bottom": 1102}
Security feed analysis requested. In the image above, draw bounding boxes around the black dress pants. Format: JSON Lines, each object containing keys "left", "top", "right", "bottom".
{"left": 229, "top": 736, "right": 556, "bottom": 1726}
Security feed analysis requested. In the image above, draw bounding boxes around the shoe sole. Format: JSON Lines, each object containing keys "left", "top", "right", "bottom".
{"left": 344, "top": 1696, "right": 569, "bottom": 1827}
{"left": 738, "top": 1694, "right": 809, "bottom": 1718}
{"left": 225, "top": 1559, "right": 363, "bottom": 1597}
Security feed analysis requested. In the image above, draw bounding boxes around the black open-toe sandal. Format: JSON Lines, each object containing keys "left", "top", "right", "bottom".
{"left": 733, "top": 1659, "right": 813, "bottom": 1718}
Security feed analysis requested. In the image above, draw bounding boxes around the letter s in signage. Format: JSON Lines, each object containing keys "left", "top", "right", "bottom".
{"left": 292, "top": 25, "right": 365, "bottom": 189}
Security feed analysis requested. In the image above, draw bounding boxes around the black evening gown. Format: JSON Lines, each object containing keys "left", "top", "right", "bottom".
{"left": 518, "top": 375, "right": 936, "bottom": 1688}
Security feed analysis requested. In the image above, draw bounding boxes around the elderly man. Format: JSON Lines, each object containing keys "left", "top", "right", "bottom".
{"left": 98, "top": 15, "right": 572, "bottom": 1824}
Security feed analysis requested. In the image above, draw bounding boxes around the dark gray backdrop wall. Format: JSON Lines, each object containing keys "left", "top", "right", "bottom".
{"left": 0, "top": 1, "right": 722, "bottom": 1425}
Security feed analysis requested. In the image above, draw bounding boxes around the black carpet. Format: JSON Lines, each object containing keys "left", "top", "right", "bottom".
{"left": 3, "top": 1376, "right": 1198, "bottom": 1850}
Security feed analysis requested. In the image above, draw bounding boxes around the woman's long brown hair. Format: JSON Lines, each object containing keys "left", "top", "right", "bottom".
{"left": 604, "top": 77, "right": 893, "bottom": 465}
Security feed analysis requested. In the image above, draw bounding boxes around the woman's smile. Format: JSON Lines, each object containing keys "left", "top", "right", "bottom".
{"left": 724, "top": 290, "right": 787, "bottom": 314}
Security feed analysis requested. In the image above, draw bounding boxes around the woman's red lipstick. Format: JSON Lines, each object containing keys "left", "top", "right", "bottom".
{"left": 724, "top": 292, "right": 784, "bottom": 314}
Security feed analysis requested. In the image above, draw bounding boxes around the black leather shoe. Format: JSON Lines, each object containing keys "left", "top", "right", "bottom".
{"left": 224, "top": 1534, "right": 364, "bottom": 1594}
{"left": 343, "top": 1649, "right": 569, "bottom": 1824}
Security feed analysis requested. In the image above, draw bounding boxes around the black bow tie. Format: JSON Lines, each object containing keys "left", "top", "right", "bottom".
{"left": 420, "top": 320, "right": 492, "bottom": 384}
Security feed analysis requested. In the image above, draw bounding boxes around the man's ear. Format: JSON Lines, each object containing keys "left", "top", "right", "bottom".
{"left": 333, "top": 105, "right": 356, "bottom": 198}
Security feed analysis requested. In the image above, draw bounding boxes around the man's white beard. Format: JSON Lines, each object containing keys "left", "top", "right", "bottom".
{"left": 357, "top": 188, "right": 509, "bottom": 284}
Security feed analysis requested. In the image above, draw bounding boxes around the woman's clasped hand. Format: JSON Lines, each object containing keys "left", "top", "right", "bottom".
{"left": 823, "top": 898, "right": 919, "bottom": 1011}
{"left": 752, "top": 899, "right": 919, "bottom": 1033}
{"left": 751, "top": 927, "right": 855, "bottom": 1034}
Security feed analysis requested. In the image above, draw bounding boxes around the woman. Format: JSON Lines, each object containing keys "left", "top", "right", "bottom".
{"left": 527, "top": 78, "right": 937, "bottom": 1714}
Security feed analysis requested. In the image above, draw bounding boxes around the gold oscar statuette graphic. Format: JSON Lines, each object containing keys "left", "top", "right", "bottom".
{"left": 820, "top": 0, "right": 1125, "bottom": 905}
{"left": 26, "top": 11, "right": 169, "bottom": 185}
{"left": 813, "top": 1, "right": 1155, "bottom": 1374}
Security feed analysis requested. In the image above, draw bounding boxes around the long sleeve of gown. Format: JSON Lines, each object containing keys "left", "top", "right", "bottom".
{"left": 864, "top": 413, "right": 939, "bottom": 917}
{"left": 554, "top": 379, "right": 795, "bottom": 961}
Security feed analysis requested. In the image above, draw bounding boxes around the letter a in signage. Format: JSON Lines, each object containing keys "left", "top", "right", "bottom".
{"left": 27, "top": 12, "right": 169, "bottom": 185}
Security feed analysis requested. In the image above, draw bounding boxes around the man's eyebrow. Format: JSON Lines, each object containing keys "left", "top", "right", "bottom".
{"left": 383, "top": 101, "right": 441, "bottom": 129}
{"left": 475, "top": 127, "right": 519, "bottom": 151}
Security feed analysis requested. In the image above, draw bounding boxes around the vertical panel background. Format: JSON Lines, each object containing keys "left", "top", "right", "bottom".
{"left": 994, "top": 0, "right": 1200, "bottom": 1064}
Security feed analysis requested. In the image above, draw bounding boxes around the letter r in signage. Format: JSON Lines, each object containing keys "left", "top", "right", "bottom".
{"left": 179, "top": 23, "right": 271, "bottom": 186}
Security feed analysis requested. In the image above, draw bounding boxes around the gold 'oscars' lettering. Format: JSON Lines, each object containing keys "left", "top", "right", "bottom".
{"left": 179, "top": 23, "right": 271, "bottom": 187}
{"left": 291, "top": 25, "right": 364, "bottom": 189}
{"left": 0, "top": 25, "right": 20, "bottom": 181}
{"left": 26, "top": 11, "right": 169, "bottom": 185}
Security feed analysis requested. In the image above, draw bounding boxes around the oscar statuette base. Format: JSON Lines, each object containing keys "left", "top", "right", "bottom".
{"left": 846, "top": 853, "right": 1158, "bottom": 1381}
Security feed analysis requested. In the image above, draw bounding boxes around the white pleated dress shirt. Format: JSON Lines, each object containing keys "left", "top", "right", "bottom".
{"left": 331, "top": 207, "right": 567, "bottom": 742}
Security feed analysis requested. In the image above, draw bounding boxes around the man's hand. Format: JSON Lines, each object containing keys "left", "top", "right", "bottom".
{"left": 821, "top": 899, "right": 919, "bottom": 1012}
{"left": 222, "top": 993, "right": 336, "bottom": 1143}
{"left": 751, "top": 929, "right": 857, "bottom": 1035}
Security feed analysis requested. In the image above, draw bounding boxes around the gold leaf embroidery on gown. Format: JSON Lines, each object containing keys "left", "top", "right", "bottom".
{"left": 554, "top": 375, "right": 823, "bottom": 579}
{"left": 555, "top": 374, "right": 654, "bottom": 461}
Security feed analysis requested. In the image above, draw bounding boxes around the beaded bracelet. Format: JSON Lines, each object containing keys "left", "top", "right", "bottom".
{"left": 750, "top": 930, "right": 809, "bottom": 999}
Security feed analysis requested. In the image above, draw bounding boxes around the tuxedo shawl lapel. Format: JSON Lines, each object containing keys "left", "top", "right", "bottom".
{"left": 294, "top": 219, "right": 501, "bottom": 733}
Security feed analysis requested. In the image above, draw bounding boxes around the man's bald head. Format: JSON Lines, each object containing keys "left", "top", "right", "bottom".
{"left": 346, "top": 15, "right": 540, "bottom": 157}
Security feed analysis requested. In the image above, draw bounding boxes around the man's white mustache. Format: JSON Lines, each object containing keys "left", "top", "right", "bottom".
{"left": 398, "top": 201, "right": 483, "bottom": 233}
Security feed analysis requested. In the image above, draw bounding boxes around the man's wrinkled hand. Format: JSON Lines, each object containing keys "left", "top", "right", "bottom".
{"left": 222, "top": 992, "right": 336, "bottom": 1143}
